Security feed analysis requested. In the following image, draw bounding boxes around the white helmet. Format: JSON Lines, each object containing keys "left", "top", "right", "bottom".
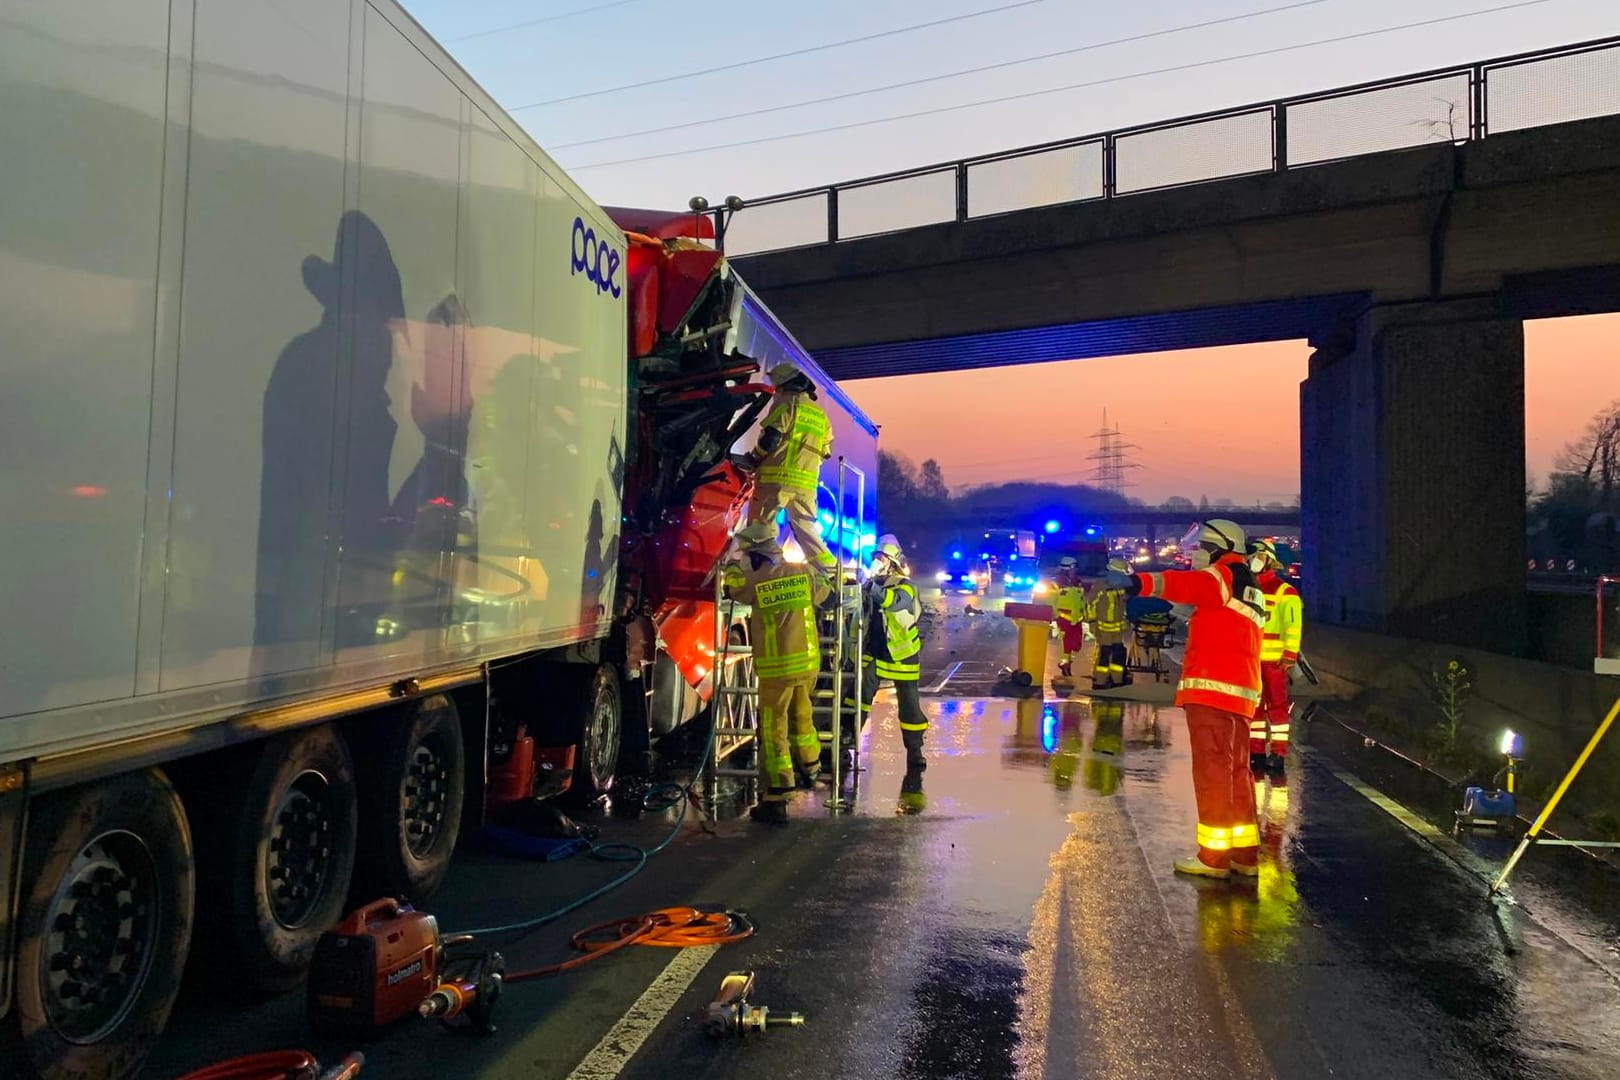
{"left": 1250, "top": 537, "right": 1281, "bottom": 568}
{"left": 1180, "top": 519, "right": 1245, "bottom": 569}
{"left": 768, "top": 362, "right": 806, "bottom": 386}
{"left": 872, "top": 533, "right": 905, "bottom": 575}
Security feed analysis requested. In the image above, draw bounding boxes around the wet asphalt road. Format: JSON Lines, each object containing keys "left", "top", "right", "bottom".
{"left": 149, "top": 592, "right": 1620, "bottom": 1079}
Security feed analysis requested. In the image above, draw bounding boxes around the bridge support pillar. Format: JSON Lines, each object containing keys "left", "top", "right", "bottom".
{"left": 1301, "top": 298, "right": 1526, "bottom": 654}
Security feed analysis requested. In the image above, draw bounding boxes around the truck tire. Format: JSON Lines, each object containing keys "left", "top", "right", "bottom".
{"left": 564, "top": 664, "right": 622, "bottom": 807}
{"left": 5, "top": 769, "right": 194, "bottom": 1080}
{"left": 355, "top": 694, "right": 464, "bottom": 903}
{"left": 228, "top": 725, "right": 358, "bottom": 993}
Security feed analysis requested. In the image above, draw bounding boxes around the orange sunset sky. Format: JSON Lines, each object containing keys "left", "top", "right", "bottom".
{"left": 841, "top": 312, "right": 1620, "bottom": 504}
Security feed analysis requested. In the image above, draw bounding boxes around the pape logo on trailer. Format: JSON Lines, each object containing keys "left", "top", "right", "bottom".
{"left": 570, "top": 216, "right": 622, "bottom": 298}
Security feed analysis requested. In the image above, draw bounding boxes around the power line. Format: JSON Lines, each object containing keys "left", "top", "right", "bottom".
{"left": 551, "top": 0, "right": 1334, "bottom": 151}
{"left": 563, "top": 0, "right": 1555, "bottom": 171}
{"left": 447, "top": 0, "right": 650, "bottom": 44}
{"left": 511, "top": 0, "right": 1056, "bottom": 110}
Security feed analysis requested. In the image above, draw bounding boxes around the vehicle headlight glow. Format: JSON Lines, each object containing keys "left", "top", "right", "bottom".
{"left": 935, "top": 570, "right": 949, "bottom": 582}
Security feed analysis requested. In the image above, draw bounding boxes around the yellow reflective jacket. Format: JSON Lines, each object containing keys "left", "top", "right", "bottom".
{"left": 1259, "top": 573, "right": 1303, "bottom": 663}
{"left": 753, "top": 392, "right": 832, "bottom": 494}
{"left": 1053, "top": 583, "right": 1087, "bottom": 624}
{"left": 864, "top": 575, "right": 922, "bottom": 681}
{"left": 723, "top": 553, "right": 830, "bottom": 679}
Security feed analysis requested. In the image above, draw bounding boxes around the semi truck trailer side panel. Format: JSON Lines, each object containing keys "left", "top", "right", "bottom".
{"left": 0, "top": 0, "right": 626, "bottom": 766}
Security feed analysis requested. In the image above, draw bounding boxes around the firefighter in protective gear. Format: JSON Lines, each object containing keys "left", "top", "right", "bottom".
{"left": 1106, "top": 519, "right": 1265, "bottom": 879}
{"left": 740, "top": 362, "right": 836, "bottom": 586}
{"left": 1250, "top": 539, "right": 1302, "bottom": 771}
{"left": 1086, "top": 557, "right": 1131, "bottom": 689}
{"left": 858, "top": 535, "right": 929, "bottom": 769}
{"left": 723, "top": 520, "right": 831, "bottom": 824}
{"left": 1052, "top": 557, "right": 1087, "bottom": 679}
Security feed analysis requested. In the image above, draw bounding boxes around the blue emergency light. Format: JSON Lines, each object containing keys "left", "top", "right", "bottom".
{"left": 1044, "top": 519, "right": 1060, "bottom": 534}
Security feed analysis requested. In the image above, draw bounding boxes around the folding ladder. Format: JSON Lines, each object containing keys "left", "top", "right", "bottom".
{"left": 704, "top": 457, "right": 868, "bottom": 813}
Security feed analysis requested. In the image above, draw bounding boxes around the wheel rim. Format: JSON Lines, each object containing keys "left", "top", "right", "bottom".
{"left": 401, "top": 736, "right": 450, "bottom": 858}
{"left": 585, "top": 677, "right": 620, "bottom": 785}
{"left": 40, "top": 830, "right": 158, "bottom": 1045}
{"left": 267, "top": 771, "right": 337, "bottom": 928}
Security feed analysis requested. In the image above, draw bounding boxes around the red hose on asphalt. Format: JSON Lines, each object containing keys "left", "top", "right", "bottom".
{"left": 174, "top": 1050, "right": 319, "bottom": 1080}
{"left": 176, "top": 1049, "right": 362, "bottom": 1080}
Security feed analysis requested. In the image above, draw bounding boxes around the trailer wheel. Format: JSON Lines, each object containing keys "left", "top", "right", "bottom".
{"left": 229, "top": 725, "right": 358, "bottom": 993}
{"left": 357, "top": 694, "right": 465, "bottom": 903}
{"left": 564, "top": 664, "right": 622, "bottom": 807}
{"left": 5, "top": 769, "right": 193, "bottom": 1080}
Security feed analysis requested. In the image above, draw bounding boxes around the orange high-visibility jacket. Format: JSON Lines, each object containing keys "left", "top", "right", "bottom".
{"left": 1257, "top": 570, "right": 1303, "bottom": 665}
{"left": 1135, "top": 552, "right": 1266, "bottom": 716}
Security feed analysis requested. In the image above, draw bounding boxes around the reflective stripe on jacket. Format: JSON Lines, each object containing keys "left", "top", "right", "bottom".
{"left": 1085, "top": 586, "right": 1127, "bottom": 633}
{"left": 1258, "top": 571, "right": 1303, "bottom": 663}
{"left": 1053, "top": 584, "right": 1087, "bottom": 624}
{"left": 866, "top": 576, "right": 921, "bottom": 682}
{"left": 724, "top": 555, "right": 829, "bottom": 679}
{"left": 1136, "top": 553, "right": 1264, "bottom": 716}
{"left": 755, "top": 393, "right": 832, "bottom": 493}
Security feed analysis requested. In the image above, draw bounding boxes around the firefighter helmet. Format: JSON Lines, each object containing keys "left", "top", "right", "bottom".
{"left": 1058, "top": 556, "right": 1077, "bottom": 569}
{"left": 1251, "top": 538, "right": 1282, "bottom": 567}
{"left": 1182, "top": 518, "right": 1246, "bottom": 554}
{"left": 1107, "top": 557, "right": 1131, "bottom": 575}
{"left": 768, "top": 362, "right": 811, "bottom": 389}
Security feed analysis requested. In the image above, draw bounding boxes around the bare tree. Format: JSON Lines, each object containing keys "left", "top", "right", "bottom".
{"left": 1553, "top": 398, "right": 1620, "bottom": 511}
{"left": 918, "top": 458, "right": 949, "bottom": 502}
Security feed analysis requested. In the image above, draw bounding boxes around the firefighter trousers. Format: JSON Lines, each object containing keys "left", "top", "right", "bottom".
{"left": 858, "top": 661, "right": 929, "bottom": 766}
{"left": 759, "top": 674, "right": 819, "bottom": 802}
{"left": 1092, "top": 633, "right": 1127, "bottom": 687}
{"left": 1184, "top": 703, "right": 1261, "bottom": 870}
{"left": 1249, "top": 663, "right": 1292, "bottom": 758}
{"left": 749, "top": 484, "right": 837, "bottom": 581}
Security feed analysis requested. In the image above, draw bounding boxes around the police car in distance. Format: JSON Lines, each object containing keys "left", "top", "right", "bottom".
{"left": 934, "top": 544, "right": 993, "bottom": 594}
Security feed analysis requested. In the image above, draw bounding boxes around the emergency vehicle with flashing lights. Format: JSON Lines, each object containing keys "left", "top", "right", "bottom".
{"left": 1036, "top": 528, "right": 1111, "bottom": 593}
{"left": 0, "top": 5, "right": 876, "bottom": 1076}
{"left": 935, "top": 544, "right": 994, "bottom": 594}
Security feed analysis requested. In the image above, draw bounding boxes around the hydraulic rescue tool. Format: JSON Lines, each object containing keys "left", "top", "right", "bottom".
{"left": 704, "top": 971, "right": 804, "bottom": 1036}
{"left": 307, "top": 899, "right": 502, "bottom": 1036}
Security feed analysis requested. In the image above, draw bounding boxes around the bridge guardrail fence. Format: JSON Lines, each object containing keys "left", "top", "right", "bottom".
{"left": 718, "top": 35, "right": 1620, "bottom": 257}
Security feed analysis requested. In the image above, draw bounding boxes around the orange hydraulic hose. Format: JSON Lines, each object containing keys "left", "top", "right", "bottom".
{"left": 505, "top": 907, "right": 753, "bottom": 984}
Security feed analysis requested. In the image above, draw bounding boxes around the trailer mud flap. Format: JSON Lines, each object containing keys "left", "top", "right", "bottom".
{"left": 0, "top": 762, "right": 27, "bottom": 1020}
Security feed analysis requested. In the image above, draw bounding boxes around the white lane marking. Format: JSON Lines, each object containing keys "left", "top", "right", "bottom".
{"left": 1314, "top": 753, "right": 1500, "bottom": 884}
{"left": 1317, "top": 758, "right": 1447, "bottom": 840}
{"left": 922, "top": 661, "right": 962, "bottom": 694}
{"left": 565, "top": 944, "right": 720, "bottom": 1080}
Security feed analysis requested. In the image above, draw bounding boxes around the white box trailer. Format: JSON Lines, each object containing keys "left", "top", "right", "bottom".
{"left": 2, "top": 0, "right": 625, "bottom": 765}
{"left": 0, "top": 3, "right": 877, "bottom": 1076}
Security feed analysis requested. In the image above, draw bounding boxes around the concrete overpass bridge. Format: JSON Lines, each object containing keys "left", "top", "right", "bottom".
{"left": 725, "top": 36, "right": 1620, "bottom": 660}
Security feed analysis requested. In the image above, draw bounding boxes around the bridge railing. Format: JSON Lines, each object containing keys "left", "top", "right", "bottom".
{"left": 720, "top": 35, "right": 1620, "bottom": 257}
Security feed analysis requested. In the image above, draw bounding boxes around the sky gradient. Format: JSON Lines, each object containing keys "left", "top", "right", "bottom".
{"left": 838, "top": 314, "right": 1618, "bottom": 503}
{"left": 400, "top": 1, "right": 1618, "bottom": 501}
